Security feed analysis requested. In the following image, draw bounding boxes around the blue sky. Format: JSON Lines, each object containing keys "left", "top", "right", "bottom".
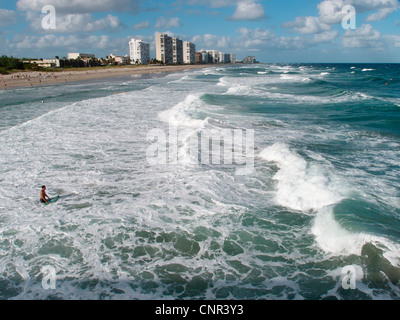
{"left": 0, "top": 0, "right": 399, "bottom": 62}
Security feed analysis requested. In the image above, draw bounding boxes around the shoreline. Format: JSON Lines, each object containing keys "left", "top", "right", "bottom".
{"left": 0, "top": 64, "right": 215, "bottom": 90}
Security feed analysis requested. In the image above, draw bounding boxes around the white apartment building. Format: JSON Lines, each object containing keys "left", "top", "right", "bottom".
{"left": 68, "top": 53, "right": 95, "bottom": 60}
{"left": 156, "top": 33, "right": 173, "bottom": 64}
{"left": 129, "top": 38, "right": 150, "bottom": 64}
{"left": 218, "top": 52, "right": 225, "bottom": 64}
{"left": 183, "top": 41, "right": 196, "bottom": 64}
{"left": 201, "top": 52, "right": 210, "bottom": 64}
{"left": 205, "top": 50, "right": 219, "bottom": 63}
{"left": 172, "top": 37, "right": 183, "bottom": 64}
{"left": 199, "top": 50, "right": 235, "bottom": 64}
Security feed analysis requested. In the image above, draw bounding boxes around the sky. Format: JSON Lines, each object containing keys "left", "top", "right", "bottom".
{"left": 0, "top": 0, "right": 399, "bottom": 63}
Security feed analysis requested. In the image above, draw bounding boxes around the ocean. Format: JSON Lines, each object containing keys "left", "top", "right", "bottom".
{"left": 0, "top": 63, "right": 399, "bottom": 300}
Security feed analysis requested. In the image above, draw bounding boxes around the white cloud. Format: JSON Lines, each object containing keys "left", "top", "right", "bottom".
{"left": 282, "top": 13, "right": 338, "bottom": 44}
{"left": 16, "top": 0, "right": 140, "bottom": 14}
{"left": 318, "top": 0, "right": 347, "bottom": 24}
{"left": 312, "top": 30, "right": 339, "bottom": 43}
{"left": 386, "top": 35, "right": 400, "bottom": 47}
{"left": 366, "top": 7, "right": 398, "bottom": 21}
{"left": 318, "top": 0, "right": 400, "bottom": 24}
{"left": 342, "top": 23, "right": 382, "bottom": 47}
{"left": 284, "top": 0, "right": 399, "bottom": 50}
{"left": 26, "top": 12, "right": 124, "bottom": 33}
{"left": 9, "top": 33, "right": 130, "bottom": 55}
{"left": 0, "top": 9, "right": 18, "bottom": 27}
{"left": 341, "top": 22, "right": 400, "bottom": 49}
{"left": 235, "top": 27, "right": 305, "bottom": 50}
{"left": 191, "top": 33, "right": 231, "bottom": 49}
{"left": 282, "top": 16, "right": 332, "bottom": 34}
{"left": 234, "top": 26, "right": 339, "bottom": 54}
{"left": 352, "top": 0, "right": 399, "bottom": 13}
{"left": 154, "top": 17, "right": 181, "bottom": 29}
{"left": 17, "top": 0, "right": 130, "bottom": 35}
{"left": 230, "top": 0, "right": 266, "bottom": 21}
{"left": 133, "top": 21, "right": 150, "bottom": 30}
{"left": 175, "top": 0, "right": 237, "bottom": 9}
{"left": 353, "top": 0, "right": 400, "bottom": 21}
{"left": 82, "top": 14, "right": 124, "bottom": 32}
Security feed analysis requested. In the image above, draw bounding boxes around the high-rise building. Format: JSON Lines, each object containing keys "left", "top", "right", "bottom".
{"left": 156, "top": 33, "right": 173, "bottom": 64}
{"left": 243, "top": 56, "right": 257, "bottom": 64}
{"left": 205, "top": 50, "right": 219, "bottom": 63}
{"left": 218, "top": 52, "right": 225, "bottom": 64}
{"left": 198, "top": 50, "right": 236, "bottom": 64}
{"left": 172, "top": 38, "right": 183, "bottom": 64}
{"left": 195, "top": 52, "right": 203, "bottom": 64}
{"left": 201, "top": 51, "right": 210, "bottom": 64}
{"left": 183, "top": 41, "right": 196, "bottom": 64}
{"left": 129, "top": 39, "right": 150, "bottom": 64}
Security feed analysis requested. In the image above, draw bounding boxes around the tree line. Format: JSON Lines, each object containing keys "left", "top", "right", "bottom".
{"left": 0, "top": 55, "right": 168, "bottom": 74}
{"left": 0, "top": 55, "right": 52, "bottom": 74}
{"left": 0, "top": 55, "right": 25, "bottom": 74}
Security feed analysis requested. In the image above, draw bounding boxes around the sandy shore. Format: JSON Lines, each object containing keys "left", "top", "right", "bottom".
{"left": 0, "top": 64, "right": 213, "bottom": 89}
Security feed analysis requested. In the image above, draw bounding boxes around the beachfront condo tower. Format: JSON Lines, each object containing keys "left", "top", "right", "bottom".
{"left": 183, "top": 41, "right": 196, "bottom": 64}
{"left": 172, "top": 38, "right": 183, "bottom": 64}
{"left": 129, "top": 38, "right": 150, "bottom": 64}
{"left": 156, "top": 33, "right": 173, "bottom": 64}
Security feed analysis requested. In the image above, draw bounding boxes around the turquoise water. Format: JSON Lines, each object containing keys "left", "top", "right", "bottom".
{"left": 0, "top": 64, "right": 399, "bottom": 300}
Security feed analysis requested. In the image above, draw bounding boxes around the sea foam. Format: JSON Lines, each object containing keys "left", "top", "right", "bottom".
{"left": 259, "top": 143, "right": 343, "bottom": 212}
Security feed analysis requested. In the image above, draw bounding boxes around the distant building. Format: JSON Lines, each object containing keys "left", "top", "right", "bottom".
{"left": 197, "top": 50, "right": 236, "bottom": 64}
{"left": 172, "top": 37, "right": 183, "bottom": 64}
{"left": 243, "top": 56, "right": 257, "bottom": 64}
{"left": 218, "top": 52, "right": 225, "bottom": 64}
{"left": 183, "top": 41, "right": 196, "bottom": 64}
{"left": 129, "top": 39, "right": 150, "bottom": 64}
{"left": 67, "top": 53, "right": 95, "bottom": 60}
{"left": 195, "top": 52, "right": 203, "bottom": 64}
{"left": 205, "top": 50, "right": 219, "bottom": 63}
{"left": 201, "top": 52, "right": 210, "bottom": 64}
{"left": 110, "top": 54, "right": 130, "bottom": 65}
{"left": 23, "top": 58, "right": 60, "bottom": 68}
{"left": 156, "top": 33, "right": 173, "bottom": 64}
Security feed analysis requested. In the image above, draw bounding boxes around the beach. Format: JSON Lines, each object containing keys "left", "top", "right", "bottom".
{"left": 0, "top": 64, "right": 211, "bottom": 89}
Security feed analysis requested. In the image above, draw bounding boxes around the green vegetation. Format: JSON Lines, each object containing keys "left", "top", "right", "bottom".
{"left": 0, "top": 55, "right": 51, "bottom": 74}
{"left": 0, "top": 55, "right": 171, "bottom": 75}
{"left": 0, "top": 55, "right": 24, "bottom": 74}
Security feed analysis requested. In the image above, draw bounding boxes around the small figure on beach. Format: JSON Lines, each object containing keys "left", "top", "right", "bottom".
{"left": 40, "top": 185, "right": 51, "bottom": 204}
